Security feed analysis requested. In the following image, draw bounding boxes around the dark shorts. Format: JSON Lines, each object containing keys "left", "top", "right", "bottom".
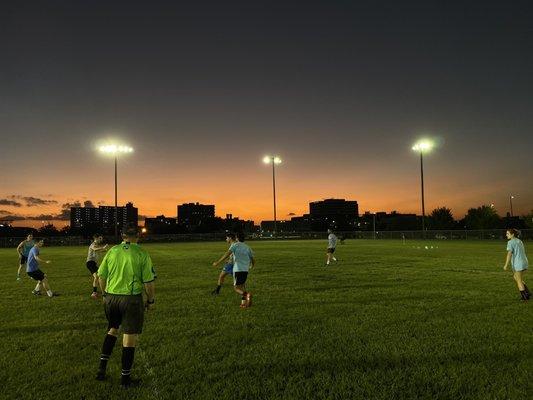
{"left": 233, "top": 271, "right": 248, "bottom": 286}
{"left": 104, "top": 294, "right": 144, "bottom": 334}
{"left": 86, "top": 260, "right": 98, "bottom": 274}
{"left": 327, "top": 248, "right": 336, "bottom": 254}
{"left": 27, "top": 269, "right": 46, "bottom": 281}
{"left": 20, "top": 255, "right": 28, "bottom": 264}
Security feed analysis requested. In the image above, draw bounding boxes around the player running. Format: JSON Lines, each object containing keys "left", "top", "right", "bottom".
{"left": 325, "top": 229, "right": 338, "bottom": 265}
{"left": 503, "top": 228, "right": 529, "bottom": 301}
{"left": 26, "top": 238, "right": 57, "bottom": 297}
{"left": 212, "top": 233, "right": 255, "bottom": 308}
{"left": 16, "top": 233, "right": 35, "bottom": 281}
{"left": 211, "top": 233, "right": 238, "bottom": 295}
{"left": 86, "top": 234, "right": 108, "bottom": 299}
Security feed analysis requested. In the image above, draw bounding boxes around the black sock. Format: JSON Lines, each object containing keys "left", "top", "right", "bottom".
{"left": 216, "top": 285, "right": 221, "bottom": 293}
{"left": 121, "top": 347, "right": 136, "bottom": 384}
{"left": 524, "top": 284, "right": 530, "bottom": 295}
{"left": 93, "top": 287, "right": 98, "bottom": 293}
{"left": 99, "top": 334, "right": 117, "bottom": 372}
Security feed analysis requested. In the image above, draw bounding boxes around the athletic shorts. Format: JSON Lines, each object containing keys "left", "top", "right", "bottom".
{"left": 104, "top": 294, "right": 144, "bottom": 334}
{"left": 86, "top": 260, "right": 98, "bottom": 274}
{"left": 222, "top": 263, "right": 234, "bottom": 274}
{"left": 327, "top": 248, "right": 336, "bottom": 254}
{"left": 20, "top": 255, "right": 28, "bottom": 264}
{"left": 27, "top": 269, "right": 45, "bottom": 281}
{"left": 233, "top": 271, "right": 248, "bottom": 286}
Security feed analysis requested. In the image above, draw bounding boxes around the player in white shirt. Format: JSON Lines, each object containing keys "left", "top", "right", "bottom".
{"left": 326, "top": 229, "right": 338, "bottom": 266}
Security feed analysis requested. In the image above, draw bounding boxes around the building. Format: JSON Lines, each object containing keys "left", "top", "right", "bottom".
{"left": 360, "top": 211, "right": 420, "bottom": 231}
{"left": 144, "top": 215, "right": 178, "bottom": 234}
{"left": 309, "top": 198, "right": 359, "bottom": 231}
{"left": 70, "top": 202, "right": 138, "bottom": 234}
{"left": 177, "top": 202, "right": 215, "bottom": 229}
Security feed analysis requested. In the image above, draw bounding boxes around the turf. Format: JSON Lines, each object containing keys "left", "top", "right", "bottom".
{"left": 1, "top": 240, "right": 531, "bottom": 400}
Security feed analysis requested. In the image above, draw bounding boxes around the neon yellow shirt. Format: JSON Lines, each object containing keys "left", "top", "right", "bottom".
{"left": 97, "top": 242, "right": 155, "bottom": 295}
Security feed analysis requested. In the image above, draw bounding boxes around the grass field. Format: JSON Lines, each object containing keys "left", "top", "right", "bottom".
{"left": 1, "top": 239, "right": 532, "bottom": 400}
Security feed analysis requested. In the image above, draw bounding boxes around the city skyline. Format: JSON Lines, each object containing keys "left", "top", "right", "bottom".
{"left": 1, "top": 1, "right": 532, "bottom": 227}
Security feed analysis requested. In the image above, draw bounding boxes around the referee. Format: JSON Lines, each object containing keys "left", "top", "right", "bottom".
{"left": 95, "top": 225, "right": 156, "bottom": 388}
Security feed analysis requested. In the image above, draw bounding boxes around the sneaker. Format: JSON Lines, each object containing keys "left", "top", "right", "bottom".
{"left": 245, "top": 292, "right": 252, "bottom": 307}
{"left": 32, "top": 290, "right": 41, "bottom": 296}
{"left": 239, "top": 303, "right": 248, "bottom": 309}
{"left": 17, "top": 276, "right": 21, "bottom": 281}
{"left": 91, "top": 292, "right": 99, "bottom": 299}
{"left": 211, "top": 289, "right": 219, "bottom": 296}
{"left": 47, "top": 292, "right": 60, "bottom": 297}
{"left": 96, "top": 371, "right": 107, "bottom": 381}
{"left": 121, "top": 378, "right": 141, "bottom": 389}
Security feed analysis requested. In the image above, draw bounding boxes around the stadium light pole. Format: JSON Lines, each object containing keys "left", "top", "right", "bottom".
{"left": 412, "top": 140, "right": 434, "bottom": 238}
{"left": 263, "top": 155, "right": 282, "bottom": 236}
{"left": 509, "top": 195, "right": 515, "bottom": 217}
{"left": 98, "top": 144, "right": 134, "bottom": 240}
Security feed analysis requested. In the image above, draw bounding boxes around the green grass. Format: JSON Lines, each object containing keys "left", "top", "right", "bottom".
{"left": 1, "top": 240, "right": 532, "bottom": 400}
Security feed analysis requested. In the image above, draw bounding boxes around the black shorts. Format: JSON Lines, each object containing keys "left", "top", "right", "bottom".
{"left": 27, "top": 269, "right": 46, "bottom": 281}
{"left": 104, "top": 294, "right": 144, "bottom": 334}
{"left": 327, "top": 248, "right": 336, "bottom": 254}
{"left": 233, "top": 271, "right": 248, "bottom": 286}
{"left": 86, "top": 260, "right": 98, "bottom": 274}
{"left": 20, "top": 255, "right": 28, "bottom": 264}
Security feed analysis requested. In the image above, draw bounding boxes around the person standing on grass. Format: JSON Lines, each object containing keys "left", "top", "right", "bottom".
{"left": 86, "top": 234, "right": 108, "bottom": 299}
{"left": 211, "top": 233, "right": 237, "bottom": 295}
{"left": 503, "top": 228, "right": 529, "bottom": 301}
{"left": 325, "top": 229, "right": 338, "bottom": 266}
{"left": 26, "top": 238, "right": 57, "bottom": 297}
{"left": 212, "top": 232, "right": 255, "bottom": 308}
{"left": 16, "top": 233, "right": 35, "bottom": 281}
{"left": 96, "top": 225, "right": 156, "bottom": 388}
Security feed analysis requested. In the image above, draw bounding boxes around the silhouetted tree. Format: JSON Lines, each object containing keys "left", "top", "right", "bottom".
{"left": 428, "top": 207, "right": 456, "bottom": 229}
{"left": 38, "top": 224, "right": 59, "bottom": 236}
{"left": 463, "top": 205, "right": 501, "bottom": 229}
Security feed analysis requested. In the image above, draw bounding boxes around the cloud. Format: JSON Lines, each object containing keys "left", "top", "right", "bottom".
{"left": 0, "top": 210, "right": 10, "bottom": 215}
{"left": 25, "top": 214, "right": 61, "bottom": 221}
{"left": 0, "top": 214, "right": 26, "bottom": 221}
{"left": 0, "top": 199, "right": 22, "bottom": 207}
{"left": 21, "top": 196, "right": 58, "bottom": 206}
{"left": 287, "top": 212, "right": 296, "bottom": 216}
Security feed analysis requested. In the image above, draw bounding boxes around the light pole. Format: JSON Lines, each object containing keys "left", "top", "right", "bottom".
{"left": 263, "top": 155, "right": 282, "bottom": 236}
{"left": 98, "top": 144, "right": 134, "bottom": 240}
{"left": 509, "top": 195, "right": 515, "bottom": 217}
{"left": 412, "top": 140, "right": 434, "bottom": 238}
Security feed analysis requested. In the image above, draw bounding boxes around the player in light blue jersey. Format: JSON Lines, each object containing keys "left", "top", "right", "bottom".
{"left": 213, "top": 232, "right": 255, "bottom": 308}
{"left": 503, "top": 228, "right": 529, "bottom": 301}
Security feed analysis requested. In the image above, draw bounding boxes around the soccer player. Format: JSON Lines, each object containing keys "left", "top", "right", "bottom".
{"left": 26, "top": 238, "right": 56, "bottom": 297}
{"left": 212, "top": 232, "right": 255, "bottom": 308}
{"left": 86, "top": 234, "right": 108, "bottom": 299}
{"left": 326, "top": 229, "right": 338, "bottom": 265}
{"left": 211, "top": 233, "right": 237, "bottom": 295}
{"left": 16, "top": 233, "right": 35, "bottom": 281}
{"left": 96, "top": 226, "right": 156, "bottom": 388}
{"left": 503, "top": 228, "right": 529, "bottom": 301}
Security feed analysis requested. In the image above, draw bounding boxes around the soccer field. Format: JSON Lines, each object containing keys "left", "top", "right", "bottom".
{"left": 1, "top": 240, "right": 531, "bottom": 400}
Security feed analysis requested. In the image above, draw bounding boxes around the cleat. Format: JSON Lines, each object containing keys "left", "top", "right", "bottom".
{"left": 96, "top": 371, "right": 106, "bottom": 381}
{"left": 121, "top": 378, "right": 141, "bottom": 389}
{"left": 17, "top": 277, "right": 21, "bottom": 281}
{"left": 239, "top": 303, "right": 248, "bottom": 309}
{"left": 91, "top": 292, "right": 99, "bottom": 299}
{"left": 246, "top": 292, "right": 252, "bottom": 307}
{"left": 211, "top": 289, "right": 219, "bottom": 296}
{"left": 32, "top": 290, "right": 41, "bottom": 296}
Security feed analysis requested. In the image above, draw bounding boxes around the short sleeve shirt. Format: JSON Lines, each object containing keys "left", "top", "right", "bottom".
{"left": 26, "top": 246, "right": 40, "bottom": 272}
{"left": 97, "top": 242, "right": 155, "bottom": 295}
{"left": 506, "top": 238, "right": 529, "bottom": 271}
{"left": 229, "top": 242, "right": 254, "bottom": 272}
{"left": 87, "top": 242, "right": 102, "bottom": 264}
{"left": 328, "top": 234, "right": 337, "bottom": 249}
{"left": 22, "top": 240, "right": 35, "bottom": 257}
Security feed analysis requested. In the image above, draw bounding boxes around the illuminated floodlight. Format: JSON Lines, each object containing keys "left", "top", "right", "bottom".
{"left": 263, "top": 155, "right": 282, "bottom": 164}
{"left": 99, "top": 144, "right": 134, "bottom": 154}
{"left": 412, "top": 140, "right": 433, "bottom": 152}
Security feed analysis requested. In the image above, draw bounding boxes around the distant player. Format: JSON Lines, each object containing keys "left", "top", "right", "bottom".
{"left": 26, "top": 238, "right": 57, "bottom": 297}
{"left": 212, "top": 232, "right": 255, "bottom": 308}
{"left": 211, "top": 233, "right": 237, "bottom": 295}
{"left": 86, "top": 234, "right": 108, "bottom": 299}
{"left": 503, "top": 228, "right": 529, "bottom": 301}
{"left": 16, "top": 233, "right": 35, "bottom": 281}
{"left": 326, "top": 229, "right": 338, "bottom": 265}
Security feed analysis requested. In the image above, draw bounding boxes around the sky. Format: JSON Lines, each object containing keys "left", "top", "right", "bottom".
{"left": 1, "top": 1, "right": 532, "bottom": 226}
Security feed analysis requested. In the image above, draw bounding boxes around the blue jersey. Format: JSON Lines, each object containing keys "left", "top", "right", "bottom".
{"left": 507, "top": 238, "right": 529, "bottom": 272}
{"left": 229, "top": 242, "right": 254, "bottom": 272}
{"left": 26, "top": 246, "right": 40, "bottom": 272}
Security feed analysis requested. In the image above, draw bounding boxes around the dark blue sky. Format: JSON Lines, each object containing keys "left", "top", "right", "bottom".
{"left": 1, "top": 1, "right": 532, "bottom": 223}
